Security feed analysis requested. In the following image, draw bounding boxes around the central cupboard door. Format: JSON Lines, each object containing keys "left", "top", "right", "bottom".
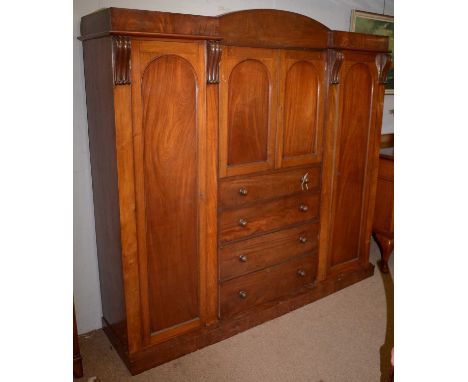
{"left": 219, "top": 47, "right": 326, "bottom": 177}
{"left": 219, "top": 46, "right": 278, "bottom": 177}
{"left": 130, "top": 40, "right": 208, "bottom": 345}
{"left": 276, "top": 50, "right": 326, "bottom": 168}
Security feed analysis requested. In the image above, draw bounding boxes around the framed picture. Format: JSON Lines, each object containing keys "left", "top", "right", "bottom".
{"left": 351, "top": 10, "right": 394, "bottom": 94}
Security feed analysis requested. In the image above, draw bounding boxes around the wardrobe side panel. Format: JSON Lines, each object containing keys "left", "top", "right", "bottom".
{"left": 82, "top": 37, "right": 127, "bottom": 344}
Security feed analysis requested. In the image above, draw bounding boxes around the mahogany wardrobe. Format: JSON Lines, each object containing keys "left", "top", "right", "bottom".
{"left": 80, "top": 8, "right": 391, "bottom": 374}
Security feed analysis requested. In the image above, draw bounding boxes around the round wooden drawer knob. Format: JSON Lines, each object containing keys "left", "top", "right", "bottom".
{"left": 239, "top": 255, "right": 248, "bottom": 262}
{"left": 297, "top": 270, "right": 306, "bottom": 277}
{"left": 299, "top": 236, "right": 307, "bottom": 244}
{"left": 239, "top": 290, "right": 247, "bottom": 299}
{"left": 239, "top": 187, "right": 248, "bottom": 196}
{"left": 238, "top": 218, "right": 248, "bottom": 227}
{"left": 299, "top": 204, "right": 309, "bottom": 212}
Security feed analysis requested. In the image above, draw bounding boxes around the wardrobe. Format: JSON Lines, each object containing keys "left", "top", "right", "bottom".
{"left": 80, "top": 8, "right": 391, "bottom": 374}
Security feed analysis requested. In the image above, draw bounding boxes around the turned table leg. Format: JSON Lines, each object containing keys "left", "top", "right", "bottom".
{"left": 74, "top": 303, "right": 83, "bottom": 378}
{"left": 373, "top": 233, "right": 394, "bottom": 273}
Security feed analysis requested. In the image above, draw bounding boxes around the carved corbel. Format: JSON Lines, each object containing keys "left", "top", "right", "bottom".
{"left": 328, "top": 49, "right": 344, "bottom": 84}
{"left": 375, "top": 53, "right": 393, "bottom": 84}
{"left": 112, "top": 36, "right": 131, "bottom": 85}
{"left": 206, "top": 41, "right": 222, "bottom": 84}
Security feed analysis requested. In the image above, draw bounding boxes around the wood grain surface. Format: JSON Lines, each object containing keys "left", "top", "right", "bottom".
{"left": 219, "top": 46, "right": 277, "bottom": 177}
{"left": 220, "top": 193, "right": 320, "bottom": 243}
{"left": 325, "top": 51, "right": 383, "bottom": 277}
{"left": 219, "top": 254, "right": 317, "bottom": 318}
{"left": 220, "top": 223, "right": 319, "bottom": 281}
{"left": 219, "top": 166, "right": 320, "bottom": 209}
{"left": 277, "top": 50, "right": 326, "bottom": 168}
{"left": 142, "top": 54, "right": 199, "bottom": 332}
{"left": 82, "top": 36, "right": 127, "bottom": 345}
{"left": 227, "top": 60, "right": 270, "bottom": 165}
{"left": 130, "top": 40, "right": 208, "bottom": 345}
{"left": 329, "top": 63, "right": 372, "bottom": 268}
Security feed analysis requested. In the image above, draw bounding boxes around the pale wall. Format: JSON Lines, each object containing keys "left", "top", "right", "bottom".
{"left": 73, "top": 0, "right": 394, "bottom": 334}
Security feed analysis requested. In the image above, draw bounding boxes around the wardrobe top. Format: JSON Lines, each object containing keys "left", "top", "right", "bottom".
{"left": 80, "top": 8, "right": 389, "bottom": 52}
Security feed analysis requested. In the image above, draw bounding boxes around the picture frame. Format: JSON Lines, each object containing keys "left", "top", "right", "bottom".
{"left": 351, "top": 10, "right": 394, "bottom": 94}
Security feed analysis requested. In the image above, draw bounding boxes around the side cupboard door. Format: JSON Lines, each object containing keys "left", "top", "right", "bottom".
{"left": 325, "top": 51, "right": 383, "bottom": 277}
{"left": 219, "top": 46, "right": 278, "bottom": 177}
{"left": 130, "top": 40, "right": 208, "bottom": 345}
{"left": 276, "top": 50, "right": 326, "bottom": 168}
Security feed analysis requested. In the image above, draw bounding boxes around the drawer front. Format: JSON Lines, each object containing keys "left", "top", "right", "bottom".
{"left": 219, "top": 166, "right": 320, "bottom": 209}
{"left": 220, "top": 254, "right": 317, "bottom": 319}
{"left": 220, "top": 193, "right": 319, "bottom": 243}
{"left": 220, "top": 222, "right": 319, "bottom": 281}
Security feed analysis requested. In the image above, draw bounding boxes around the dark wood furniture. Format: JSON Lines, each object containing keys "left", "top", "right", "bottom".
{"left": 373, "top": 134, "right": 394, "bottom": 273}
{"left": 73, "top": 303, "right": 83, "bottom": 378}
{"left": 80, "top": 8, "right": 391, "bottom": 375}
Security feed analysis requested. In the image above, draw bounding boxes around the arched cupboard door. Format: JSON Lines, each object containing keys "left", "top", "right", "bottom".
{"left": 219, "top": 46, "right": 278, "bottom": 177}
{"left": 323, "top": 51, "right": 383, "bottom": 278}
{"left": 129, "top": 40, "right": 209, "bottom": 346}
{"left": 276, "top": 50, "right": 326, "bottom": 168}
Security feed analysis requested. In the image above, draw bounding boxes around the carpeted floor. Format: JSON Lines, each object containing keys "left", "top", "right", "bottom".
{"left": 76, "top": 239, "right": 393, "bottom": 382}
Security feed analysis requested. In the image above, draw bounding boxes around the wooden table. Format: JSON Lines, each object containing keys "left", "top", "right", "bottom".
{"left": 372, "top": 148, "right": 394, "bottom": 273}
{"left": 73, "top": 303, "right": 83, "bottom": 378}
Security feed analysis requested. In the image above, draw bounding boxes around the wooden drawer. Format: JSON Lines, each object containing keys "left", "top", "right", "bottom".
{"left": 219, "top": 166, "right": 320, "bottom": 209}
{"left": 220, "top": 193, "right": 319, "bottom": 243}
{"left": 220, "top": 222, "right": 319, "bottom": 281}
{"left": 220, "top": 254, "right": 317, "bottom": 319}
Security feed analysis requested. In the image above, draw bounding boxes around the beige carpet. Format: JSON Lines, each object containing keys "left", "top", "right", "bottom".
{"left": 77, "top": 239, "right": 393, "bottom": 382}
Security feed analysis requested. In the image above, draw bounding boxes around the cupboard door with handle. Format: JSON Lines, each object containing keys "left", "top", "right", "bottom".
{"left": 219, "top": 46, "right": 278, "bottom": 177}
{"left": 326, "top": 51, "right": 382, "bottom": 276}
{"left": 130, "top": 40, "right": 208, "bottom": 345}
{"left": 276, "top": 50, "right": 326, "bottom": 168}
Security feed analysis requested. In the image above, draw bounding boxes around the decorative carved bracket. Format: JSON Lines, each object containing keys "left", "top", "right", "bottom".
{"left": 112, "top": 36, "right": 131, "bottom": 85}
{"left": 207, "top": 41, "right": 222, "bottom": 84}
{"left": 375, "top": 53, "right": 393, "bottom": 84}
{"left": 328, "top": 50, "right": 344, "bottom": 85}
